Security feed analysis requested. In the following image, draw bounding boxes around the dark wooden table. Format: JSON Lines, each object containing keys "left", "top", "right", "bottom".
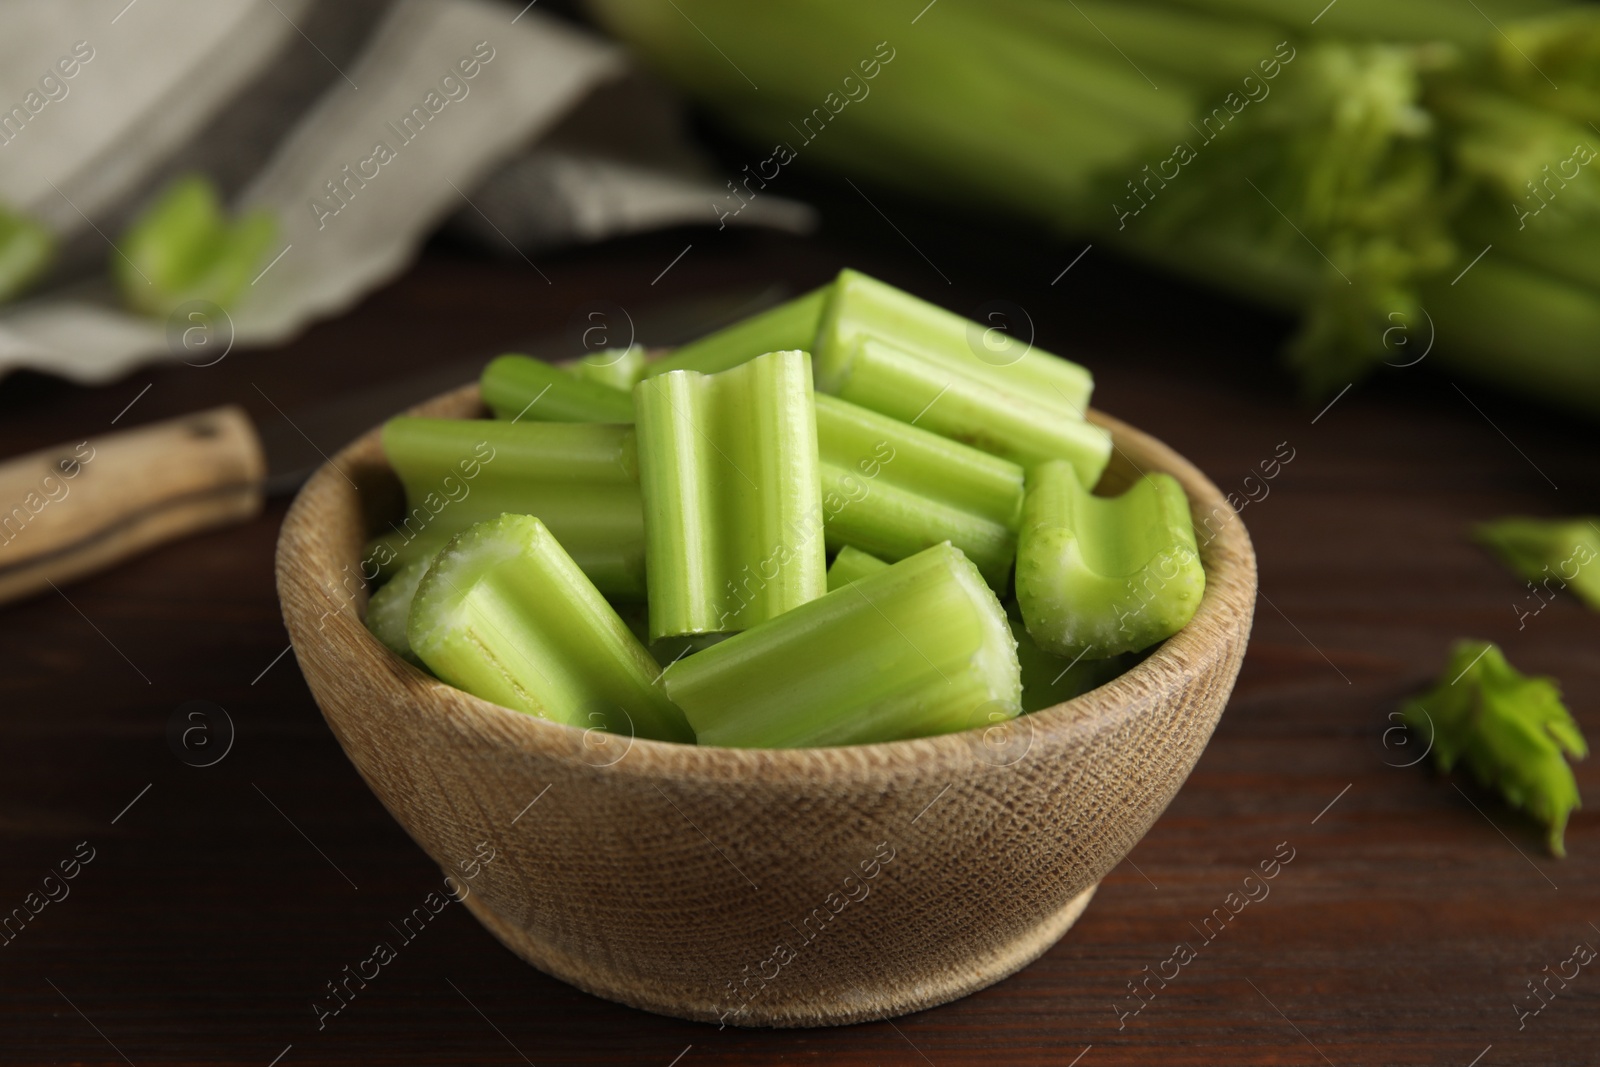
{"left": 3, "top": 204, "right": 1596, "bottom": 1066}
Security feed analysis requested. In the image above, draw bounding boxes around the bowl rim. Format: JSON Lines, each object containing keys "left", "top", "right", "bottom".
{"left": 278, "top": 381, "right": 1256, "bottom": 783}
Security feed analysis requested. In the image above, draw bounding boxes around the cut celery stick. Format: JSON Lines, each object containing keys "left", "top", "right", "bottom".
{"left": 826, "top": 545, "right": 890, "bottom": 590}
{"left": 832, "top": 338, "right": 1112, "bottom": 485}
{"left": 481, "top": 354, "right": 635, "bottom": 423}
{"left": 663, "top": 543, "right": 1020, "bottom": 748}
{"left": 633, "top": 349, "right": 825, "bottom": 638}
{"left": 365, "top": 560, "right": 431, "bottom": 665}
{"left": 571, "top": 345, "right": 649, "bottom": 392}
{"left": 815, "top": 393, "right": 1024, "bottom": 588}
{"left": 642, "top": 286, "right": 828, "bottom": 378}
{"left": 812, "top": 270, "right": 1107, "bottom": 480}
{"left": 1011, "top": 619, "right": 1128, "bottom": 712}
{"left": 1016, "top": 461, "right": 1204, "bottom": 660}
{"left": 407, "top": 514, "right": 693, "bottom": 743}
{"left": 380, "top": 417, "right": 645, "bottom": 598}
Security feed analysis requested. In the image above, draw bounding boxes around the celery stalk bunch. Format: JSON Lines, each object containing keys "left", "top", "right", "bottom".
{"left": 588, "top": 0, "right": 1600, "bottom": 414}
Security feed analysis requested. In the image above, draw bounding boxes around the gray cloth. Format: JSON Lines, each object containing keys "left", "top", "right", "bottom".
{"left": 0, "top": 0, "right": 813, "bottom": 383}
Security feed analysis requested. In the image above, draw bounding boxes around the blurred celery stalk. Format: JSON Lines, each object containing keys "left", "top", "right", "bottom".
{"left": 0, "top": 207, "right": 54, "bottom": 305}
{"left": 115, "top": 175, "right": 275, "bottom": 318}
{"left": 589, "top": 0, "right": 1600, "bottom": 416}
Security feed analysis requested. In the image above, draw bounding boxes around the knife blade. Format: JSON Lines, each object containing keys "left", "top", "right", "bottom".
{"left": 0, "top": 284, "right": 787, "bottom": 606}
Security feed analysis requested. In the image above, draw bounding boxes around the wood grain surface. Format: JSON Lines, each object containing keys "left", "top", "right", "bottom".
{"left": 1, "top": 207, "right": 1595, "bottom": 1066}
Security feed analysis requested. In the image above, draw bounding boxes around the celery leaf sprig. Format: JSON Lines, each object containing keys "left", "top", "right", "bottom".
{"left": 1403, "top": 640, "right": 1587, "bottom": 856}
{"left": 1475, "top": 516, "right": 1600, "bottom": 612}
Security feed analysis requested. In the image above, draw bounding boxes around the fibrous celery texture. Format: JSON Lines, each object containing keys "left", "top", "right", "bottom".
{"left": 663, "top": 543, "right": 1020, "bottom": 747}
{"left": 407, "top": 514, "right": 693, "bottom": 743}
{"left": 481, "top": 354, "right": 635, "bottom": 423}
{"left": 376, "top": 417, "right": 646, "bottom": 598}
{"left": 643, "top": 286, "right": 828, "bottom": 378}
{"left": 826, "top": 545, "right": 890, "bottom": 589}
{"left": 1402, "top": 640, "right": 1587, "bottom": 856}
{"left": 813, "top": 270, "right": 1111, "bottom": 484}
{"left": 1016, "top": 462, "right": 1204, "bottom": 659}
{"left": 633, "top": 349, "right": 825, "bottom": 638}
{"left": 816, "top": 392, "right": 1024, "bottom": 589}
{"left": 365, "top": 560, "right": 430, "bottom": 665}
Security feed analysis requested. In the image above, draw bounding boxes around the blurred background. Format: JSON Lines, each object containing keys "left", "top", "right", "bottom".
{"left": 2, "top": 1, "right": 1597, "bottom": 1064}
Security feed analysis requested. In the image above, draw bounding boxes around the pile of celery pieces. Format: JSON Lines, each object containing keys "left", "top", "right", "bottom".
{"left": 363, "top": 270, "right": 1205, "bottom": 748}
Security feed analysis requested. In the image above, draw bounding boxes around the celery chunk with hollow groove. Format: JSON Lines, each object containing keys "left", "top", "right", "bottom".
{"left": 481, "top": 355, "right": 635, "bottom": 423}
{"left": 571, "top": 346, "right": 649, "bottom": 392}
{"left": 633, "top": 349, "right": 825, "bottom": 638}
{"left": 365, "top": 560, "right": 430, "bottom": 665}
{"left": 408, "top": 515, "right": 693, "bottom": 743}
{"left": 378, "top": 417, "right": 645, "bottom": 598}
{"left": 826, "top": 546, "right": 889, "bottom": 590}
{"left": 642, "top": 286, "right": 829, "bottom": 378}
{"left": 816, "top": 393, "right": 1024, "bottom": 589}
{"left": 1016, "top": 462, "right": 1204, "bottom": 660}
{"left": 662, "top": 543, "right": 1020, "bottom": 748}
{"left": 813, "top": 270, "right": 1109, "bottom": 481}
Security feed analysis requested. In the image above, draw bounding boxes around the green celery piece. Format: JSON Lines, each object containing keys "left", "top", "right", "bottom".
{"left": 365, "top": 560, "right": 430, "bottom": 665}
{"left": 1403, "top": 640, "right": 1586, "bottom": 856}
{"left": 814, "top": 271, "right": 1109, "bottom": 481}
{"left": 572, "top": 345, "right": 649, "bottom": 391}
{"left": 115, "top": 174, "right": 276, "bottom": 317}
{"left": 407, "top": 514, "right": 693, "bottom": 743}
{"left": 481, "top": 354, "right": 635, "bottom": 423}
{"left": 1016, "top": 462, "right": 1204, "bottom": 660}
{"left": 839, "top": 338, "right": 1112, "bottom": 486}
{"left": 826, "top": 545, "right": 889, "bottom": 590}
{"left": 1011, "top": 619, "right": 1129, "bottom": 713}
{"left": 379, "top": 417, "right": 645, "bottom": 598}
{"left": 642, "top": 286, "right": 828, "bottom": 378}
{"left": 815, "top": 392, "right": 1024, "bottom": 589}
{"left": 0, "top": 207, "right": 54, "bottom": 304}
{"left": 662, "top": 542, "right": 1020, "bottom": 748}
{"left": 633, "top": 349, "right": 825, "bottom": 638}
{"left": 1475, "top": 516, "right": 1600, "bottom": 612}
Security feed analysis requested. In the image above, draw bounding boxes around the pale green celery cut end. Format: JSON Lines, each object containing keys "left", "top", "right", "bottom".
{"left": 380, "top": 417, "right": 645, "bottom": 598}
{"left": 571, "top": 345, "right": 649, "bottom": 391}
{"left": 826, "top": 545, "right": 889, "bottom": 590}
{"left": 633, "top": 349, "right": 826, "bottom": 639}
{"left": 816, "top": 393, "right": 1024, "bottom": 589}
{"left": 1402, "top": 639, "right": 1586, "bottom": 856}
{"left": 1011, "top": 619, "right": 1129, "bottom": 713}
{"left": 481, "top": 354, "right": 635, "bottom": 423}
{"left": 1017, "top": 462, "right": 1204, "bottom": 660}
{"left": 643, "top": 287, "right": 829, "bottom": 377}
{"left": 1474, "top": 516, "right": 1600, "bottom": 611}
{"left": 365, "top": 560, "right": 431, "bottom": 664}
{"left": 814, "top": 269, "right": 1094, "bottom": 412}
{"left": 407, "top": 514, "right": 693, "bottom": 743}
{"left": 662, "top": 542, "right": 1020, "bottom": 748}
{"left": 834, "top": 338, "right": 1111, "bottom": 485}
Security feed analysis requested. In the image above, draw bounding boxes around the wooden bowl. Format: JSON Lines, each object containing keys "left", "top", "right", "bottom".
{"left": 275, "top": 382, "right": 1256, "bottom": 1028}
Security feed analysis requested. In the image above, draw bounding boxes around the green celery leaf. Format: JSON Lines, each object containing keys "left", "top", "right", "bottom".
{"left": 1402, "top": 639, "right": 1587, "bottom": 856}
{"left": 1475, "top": 516, "right": 1600, "bottom": 612}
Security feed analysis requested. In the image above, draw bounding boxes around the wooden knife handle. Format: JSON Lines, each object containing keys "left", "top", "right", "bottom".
{"left": 0, "top": 405, "right": 266, "bottom": 606}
